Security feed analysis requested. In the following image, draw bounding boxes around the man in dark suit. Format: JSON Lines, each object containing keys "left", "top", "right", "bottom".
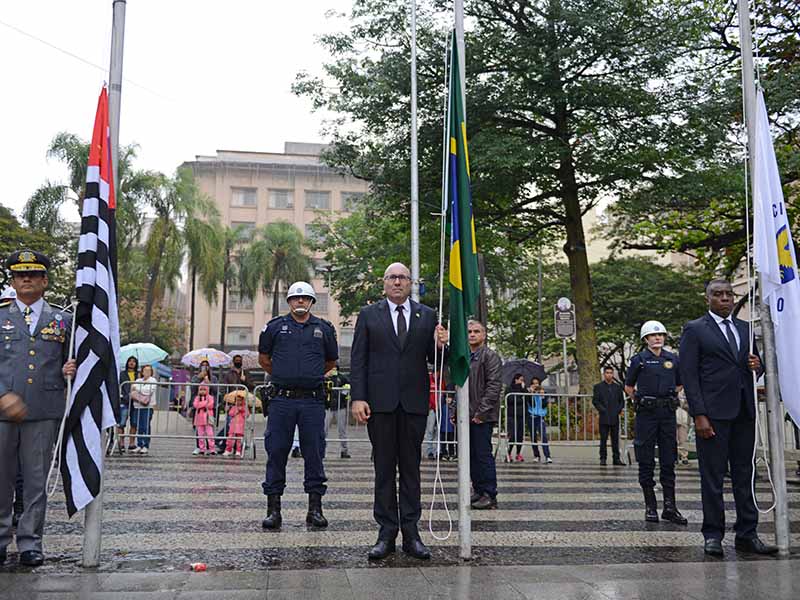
{"left": 679, "top": 279, "right": 778, "bottom": 556}
{"left": 350, "top": 262, "right": 447, "bottom": 560}
{"left": 592, "top": 366, "right": 626, "bottom": 466}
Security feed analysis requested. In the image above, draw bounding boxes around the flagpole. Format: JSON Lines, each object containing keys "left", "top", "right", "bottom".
{"left": 82, "top": 0, "right": 126, "bottom": 569}
{"left": 738, "top": 0, "right": 790, "bottom": 554}
{"left": 410, "top": 0, "right": 420, "bottom": 302}
{"left": 453, "top": 0, "right": 471, "bottom": 562}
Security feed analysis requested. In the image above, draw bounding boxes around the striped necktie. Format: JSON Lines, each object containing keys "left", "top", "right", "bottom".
{"left": 23, "top": 306, "right": 33, "bottom": 332}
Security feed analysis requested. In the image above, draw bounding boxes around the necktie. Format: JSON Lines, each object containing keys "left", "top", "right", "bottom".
{"left": 23, "top": 306, "right": 33, "bottom": 333}
{"left": 722, "top": 319, "right": 739, "bottom": 356}
{"left": 396, "top": 305, "right": 407, "bottom": 347}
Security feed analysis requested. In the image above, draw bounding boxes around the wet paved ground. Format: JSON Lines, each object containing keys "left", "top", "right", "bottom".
{"left": 0, "top": 418, "right": 798, "bottom": 598}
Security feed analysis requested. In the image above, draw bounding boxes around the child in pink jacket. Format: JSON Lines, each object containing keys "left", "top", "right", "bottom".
{"left": 193, "top": 384, "right": 216, "bottom": 455}
{"left": 223, "top": 394, "right": 249, "bottom": 458}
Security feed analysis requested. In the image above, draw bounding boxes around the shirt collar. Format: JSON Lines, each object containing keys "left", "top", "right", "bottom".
{"left": 708, "top": 310, "right": 731, "bottom": 325}
{"left": 15, "top": 297, "right": 44, "bottom": 316}
{"left": 387, "top": 297, "right": 411, "bottom": 314}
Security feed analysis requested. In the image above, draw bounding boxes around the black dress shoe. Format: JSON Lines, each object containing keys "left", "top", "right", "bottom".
{"left": 19, "top": 550, "right": 44, "bottom": 567}
{"left": 402, "top": 538, "right": 431, "bottom": 560}
{"left": 599, "top": 458, "right": 607, "bottom": 465}
{"left": 704, "top": 539, "right": 724, "bottom": 556}
{"left": 612, "top": 459, "right": 626, "bottom": 466}
{"left": 472, "top": 494, "right": 498, "bottom": 510}
{"left": 735, "top": 536, "right": 779, "bottom": 555}
{"left": 368, "top": 539, "right": 396, "bottom": 560}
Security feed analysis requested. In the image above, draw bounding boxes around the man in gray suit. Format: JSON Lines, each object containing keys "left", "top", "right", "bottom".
{"left": 0, "top": 250, "right": 76, "bottom": 567}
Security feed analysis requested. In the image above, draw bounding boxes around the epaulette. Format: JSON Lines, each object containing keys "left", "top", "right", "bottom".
{"left": 320, "top": 318, "right": 334, "bottom": 329}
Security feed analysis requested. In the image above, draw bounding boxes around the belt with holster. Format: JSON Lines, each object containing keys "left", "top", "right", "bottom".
{"left": 275, "top": 386, "right": 325, "bottom": 400}
{"left": 636, "top": 395, "right": 679, "bottom": 411}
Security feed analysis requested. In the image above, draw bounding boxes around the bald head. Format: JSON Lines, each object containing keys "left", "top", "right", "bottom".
{"left": 383, "top": 262, "right": 412, "bottom": 304}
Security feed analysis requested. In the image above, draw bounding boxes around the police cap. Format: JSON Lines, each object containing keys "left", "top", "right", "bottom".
{"left": 6, "top": 249, "right": 50, "bottom": 274}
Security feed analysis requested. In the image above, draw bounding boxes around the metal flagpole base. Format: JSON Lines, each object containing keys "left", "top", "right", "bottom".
{"left": 456, "top": 382, "right": 471, "bottom": 560}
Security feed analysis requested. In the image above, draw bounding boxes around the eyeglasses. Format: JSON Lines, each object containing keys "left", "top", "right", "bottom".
{"left": 384, "top": 274, "right": 411, "bottom": 282}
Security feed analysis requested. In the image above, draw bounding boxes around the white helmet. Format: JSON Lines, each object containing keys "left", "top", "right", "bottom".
{"left": 640, "top": 320, "right": 667, "bottom": 340}
{"left": 286, "top": 281, "right": 316, "bottom": 304}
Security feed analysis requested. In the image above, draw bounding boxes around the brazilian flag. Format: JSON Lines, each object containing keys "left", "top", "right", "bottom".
{"left": 447, "top": 31, "right": 479, "bottom": 387}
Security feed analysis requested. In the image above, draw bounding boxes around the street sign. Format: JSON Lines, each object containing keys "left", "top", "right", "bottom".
{"left": 554, "top": 297, "right": 576, "bottom": 339}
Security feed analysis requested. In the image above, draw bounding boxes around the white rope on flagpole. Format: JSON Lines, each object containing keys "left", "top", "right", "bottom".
{"left": 46, "top": 300, "right": 79, "bottom": 498}
{"left": 428, "top": 28, "right": 454, "bottom": 542}
{"left": 739, "top": 0, "right": 777, "bottom": 515}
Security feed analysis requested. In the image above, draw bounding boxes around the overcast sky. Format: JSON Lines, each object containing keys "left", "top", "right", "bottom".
{"left": 0, "top": 1, "right": 353, "bottom": 221}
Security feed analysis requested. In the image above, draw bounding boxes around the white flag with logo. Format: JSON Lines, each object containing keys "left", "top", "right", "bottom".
{"left": 753, "top": 89, "right": 800, "bottom": 428}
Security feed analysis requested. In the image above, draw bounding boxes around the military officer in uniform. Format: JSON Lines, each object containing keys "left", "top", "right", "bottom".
{"left": 624, "top": 320, "right": 687, "bottom": 525}
{"left": 0, "top": 250, "right": 76, "bottom": 567}
{"left": 259, "top": 281, "right": 338, "bottom": 530}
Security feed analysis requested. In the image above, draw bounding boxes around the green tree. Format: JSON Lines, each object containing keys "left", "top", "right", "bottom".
{"left": 239, "top": 221, "right": 312, "bottom": 318}
{"left": 295, "top": 0, "right": 720, "bottom": 393}
{"left": 216, "top": 224, "right": 250, "bottom": 351}
{"left": 492, "top": 257, "right": 707, "bottom": 381}
{"left": 184, "top": 210, "right": 223, "bottom": 349}
{"left": 606, "top": 0, "right": 800, "bottom": 277}
{"left": 140, "top": 168, "right": 216, "bottom": 342}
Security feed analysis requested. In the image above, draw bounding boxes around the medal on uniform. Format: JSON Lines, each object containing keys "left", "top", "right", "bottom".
{"left": 1, "top": 320, "right": 13, "bottom": 330}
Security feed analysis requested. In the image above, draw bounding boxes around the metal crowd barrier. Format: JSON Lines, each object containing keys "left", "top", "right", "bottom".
{"left": 499, "top": 392, "right": 630, "bottom": 457}
{"left": 108, "top": 381, "right": 258, "bottom": 460}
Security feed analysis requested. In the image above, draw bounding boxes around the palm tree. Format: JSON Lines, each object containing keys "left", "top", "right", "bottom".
{"left": 184, "top": 209, "right": 223, "bottom": 349}
{"left": 141, "top": 168, "right": 216, "bottom": 341}
{"left": 218, "top": 224, "right": 249, "bottom": 351}
{"left": 239, "top": 221, "right": 312, "bottom": 318}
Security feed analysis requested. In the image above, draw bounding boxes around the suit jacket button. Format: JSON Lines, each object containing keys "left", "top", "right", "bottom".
{"left": 29, "top": 350, "right": 36, "bottom": 356}
{"left": 29, "top": 364, "right": 35, "bottom": 370}
{"left": 30, "top": 337, "right": 36, "bottom": 342}
{"left": 27, "top": 378, "right": 33, "bottom": 384}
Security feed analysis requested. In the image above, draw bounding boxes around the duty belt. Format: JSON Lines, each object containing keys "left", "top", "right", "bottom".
{"left": 638, "top": 396, "right": 677, "bottom": 410}
{"left": 275, "top": 386, "right": 325, "bottom": 399}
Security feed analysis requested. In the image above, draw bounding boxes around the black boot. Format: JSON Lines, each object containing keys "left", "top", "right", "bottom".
{"left": 306, "top": 492, "right": 328, "bottom": 528}
{"left": 262, "top": 494, "right": 282, "bottom": 529}
{"left": 661, "top": 487, "right": 688, "bottom": 525}
{"left": 643, "top": 487, "right": 659, "bottom": 523}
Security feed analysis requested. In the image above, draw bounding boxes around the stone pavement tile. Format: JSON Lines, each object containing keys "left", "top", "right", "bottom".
{"left": 428, "top": 583, "right": 526, "bottom": 600}
{"left": 99, "top": 573, "right": 188, "bottom": 592}
{"left": 507, "top": 582, "right": 608, "bottom": 600}
{"left": 181, "top": 571, "right": 268, "bottom": 591}
{"left": 177, "top": 591, "right": 266, "bottom": 600}
{"left": 419, "top": 565, "right": 499, "bottom": 585}
{"left": 590, "top": 580, "right": 705, "bottom": 600}
{"left": 345, "top": 567, "right": 429, "bottom": 590}
{"left": 266, "top": 588, "right": 355, "bottom": 600}
{"left": 267, "top": 568, "right": 349, "bottom": 589}
{"left": 86, "top": 593, "right": 179, "bottom": 600}
{"left": 489, "top": 565, "right": 587, "bottom": 584}
{"left": 1, "top": 573, "right": 107, "bottom": 594}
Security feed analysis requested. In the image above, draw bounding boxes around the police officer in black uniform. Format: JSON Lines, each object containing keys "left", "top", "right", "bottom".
{"left": 624, "top": 320, "right": 687, "bottom": 525}
{"left": 259, "top": 281, "right": 338, "bottom": 530}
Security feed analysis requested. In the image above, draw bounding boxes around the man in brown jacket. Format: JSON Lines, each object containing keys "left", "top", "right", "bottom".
{"left": 466, "top": 320, "right": 503, "bottom": 509}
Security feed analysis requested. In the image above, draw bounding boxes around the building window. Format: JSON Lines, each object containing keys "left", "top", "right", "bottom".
{"left": 268, "top": 189, "right": 294, "bottom": 209}
{"left": 315, "top": 292, "right": 329, "bottom": 314}
{"left": 231, "top": 221, "right": 256, "bottom": 239}
{"left": 341, "top": 191, "right": 365, "bottom": 211}
{"left": 305, "top": 224, "right": 326, "bottom": 243}
{"left": 228, "top": 289, "right": 253, "bottom": 312}
{"left": 226, "top": 326, "right": 253, "bottom": 347}
{"left": 231, "top": 187, "right": 257, "bottom": 207}
{"left": 305, "top": 190, "right": 331, "bottom": 210}
{"left": 339, "top": 327, "right": 354, "bottom": 348}
{"left": 265, "top": 294, "right": 290, "bottom": 314}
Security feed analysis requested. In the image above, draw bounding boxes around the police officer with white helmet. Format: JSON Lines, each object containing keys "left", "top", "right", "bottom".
{"left": 624, "top": 320, "right": 687, "bottom": 525}
{"left": 259, "top": 281, "right": 338, "bottom": 530}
